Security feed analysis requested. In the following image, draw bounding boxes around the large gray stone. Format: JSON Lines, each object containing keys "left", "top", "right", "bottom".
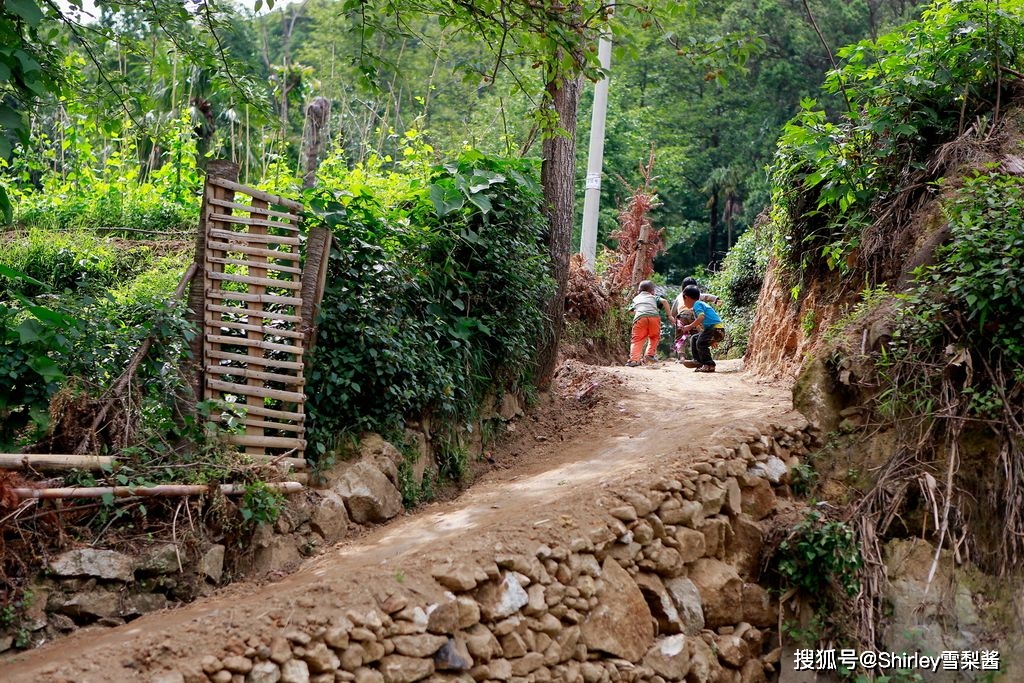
{"left": 476, "top": 572, "right": 529, "bottom": 620}
{"left": 634, "top": 573, "right": 683, "bottom": 635}
{"left": 358, "top": 433, "right": 405, "bottom": 487}
{"left": 336, "top": 460, "right": 403, "bottom": 524}
{"left": 136, "top": 544, "right": 181, "bottom": 575}
{"left": 309, "top": 489, "right": 350, "bottom": 542}
{"left": 580, "top": 557, "right": 654, "bottom": 662}
{"left": 58, "top": 587, "right": 122, "bottom": 619}
{"left": 663, "top": 577, "right": 705, "bottom": 636}
{"left": 49, "top": 549, "right": 134, "bottom": 582}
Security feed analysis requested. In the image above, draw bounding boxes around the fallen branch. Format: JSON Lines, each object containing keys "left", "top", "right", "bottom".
{"left": 75, "top": 262, "right": 198, "bottom": 455}
{"left": 13, "top": 481, "right": 303, "bottom": 500}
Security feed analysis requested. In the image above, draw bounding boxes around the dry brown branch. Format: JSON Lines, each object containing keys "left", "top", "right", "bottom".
{"left": 73, "top": 262, "right": 199, "bottom": 455}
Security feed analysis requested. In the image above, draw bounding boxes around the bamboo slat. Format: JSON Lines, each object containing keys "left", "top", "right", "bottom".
{"left": 211, "top": 414, "right": 305, "bottom": 433}
{"left": 0, "top": 454, "right": 116, "bottom": 471}
{"left": 223, "top": 402, "right": 305, "bottom": 422}
{"left": 208, "top": 379, "right": 305, "bottom": 403}
{"left": 207, "top": 177, "right": 304, "bottom": 211}
{"left": 248, "top": 455, "right": 308, "bottom": 469}
{"left": 208, "top": 229, "right": 301, "bottom": 246}
{"left": 208, "top": 271, "right": 302, "bottom": 291}
{"left": 226, "top": 435, "right": 307, "bottom": 450}
{"left": 207, "top": 349, "right": 303, "bottom": 371}
{"left": 206, "top": 304, "right": 302, "bottom": 324}
{"left": 13, "top": 481, "right": 304, "bottom": 500}
{"left": 207, "top": 289, "right": 303, "bottom": 307}
{"left": 207, "top": 241, "right": 300, "bottom": 262}
{"left": 206, "top": 334, "right": 304, "bottom": 356}
{"left": 213, "top": 319, "right": 305, "bottom": 339}
{"left": 208, "top": 197, "right": 300, "bottom": 221}
{"left": 206, "top": 364, "right": 306, "bottom": 386}
{"left": 206, "top": 255, "right": 302, "bottom": 275}
{"left": 209, "top": 213, "right": 300, "bottom": 232}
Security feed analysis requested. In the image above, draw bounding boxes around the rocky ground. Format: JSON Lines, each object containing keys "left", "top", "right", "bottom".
{"left": 0, "top": 358, "right": 796, "bottom": 682}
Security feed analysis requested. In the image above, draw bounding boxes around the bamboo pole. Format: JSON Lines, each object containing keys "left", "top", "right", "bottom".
{"left": 207, "top": 271, "right": 303, "bottom": 291}
{"left": 248, "top": 455, "right": 307, "bottom": 469}
{"left": 207, "top": 290, "right": 303, "bottom": 307}
{"left": 224, "top": 403, "right": 305, "bottom": 422}
{"left": 226, "top": 435, "right": 307, "bottom": 449}
{"left": 207, "top": 177, "right": 304, "bottom": 211}
{"left": 243, "top": 196, "right": 271, "bottom": 458}
{"left": 205, "top": 364, "right": 306, "bottom": 386}
{"left": 211, "top": 414, "right": 305, "bottom": 433}
{"left": 208, "top": 379, "right": 305, "bottom": 403}
{"left": 207, "top": 350, "right": 303, "bottom": 371}
{"left": 207, "top": 197, "right": 299, "bottom": 221}
{"left": 0, "top": 454, "right": 116, "bottom": 471}
{"left": 206, "top": 255, "right": 302, "bottom": 276}
{"left": 212, "top": 319, "right": 305, "bottom": 340}
{"left": 206, "top": 241, "right": 301, "bottom": 263}
{"left": 206, "top": 304, "right": 302, "bottom": 324}
{"left": 208, "top": 213, "right": 300, "bottom": 232}
{"left": 206, "top": 335, "right": 304, "bottom": 356}
{"left": 208, "top": 229, "right": 301, "bottom": 246}
{"left": 13, "top": 481, "right": 304, "bottom": 500}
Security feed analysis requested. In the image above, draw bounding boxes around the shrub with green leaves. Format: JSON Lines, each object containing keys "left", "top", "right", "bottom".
{"left": 304, "top": 149, "right": 551, "bottom": 459}
{"left": 769, "top": 0, "right": 1024, "bottom": 275}
{"left": 886, "top": 172, "right": 1024, "bottom": 416}
{"left": 705, "top": 228, "right": 770, "bottom": 356}
{"left": 776, "top": 510, "right": 863, "bottom": 599}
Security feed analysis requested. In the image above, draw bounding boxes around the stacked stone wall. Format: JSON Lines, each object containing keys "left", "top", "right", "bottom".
{"left": 161, "top": 416, "right": 819, "bottom": 683}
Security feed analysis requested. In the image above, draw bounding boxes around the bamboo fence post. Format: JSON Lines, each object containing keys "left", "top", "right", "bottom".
{"left": 300, "top": 226, "right": 332, "bottom": 352}
{"left": 243, "top": 195, "right": 270, "bottom": 457}
{"left": 190, "top": 161, "right": 240, "bottom": 403}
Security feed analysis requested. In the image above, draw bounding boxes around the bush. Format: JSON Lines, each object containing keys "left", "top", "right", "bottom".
{"left": 705, "top": 229, "right": 769, "bottom": 356}
{"left": 304, "top": 149, "right": 552, "bottom": 459}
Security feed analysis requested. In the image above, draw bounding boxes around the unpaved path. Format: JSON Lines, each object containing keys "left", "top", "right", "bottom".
{"left": 0, "top": 359, "right": 792, "bottom": 682}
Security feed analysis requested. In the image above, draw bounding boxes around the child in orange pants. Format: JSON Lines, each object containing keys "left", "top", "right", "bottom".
{"left": 626, "top": 280, "right": 676, "bottom": 366}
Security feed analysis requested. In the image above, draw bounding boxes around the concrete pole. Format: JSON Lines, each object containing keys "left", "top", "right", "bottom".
{"left": 579, "top": 18, "right": 613, "bottom": 271}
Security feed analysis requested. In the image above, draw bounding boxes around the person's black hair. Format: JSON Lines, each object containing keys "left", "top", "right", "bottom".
{"left": 638, "top": 280, "right": 655, "bottom": 293}
{"left": 682, "top": 285, "right": 701, "bottom": 300}
{"left": 681, "top": 276, "right": 698, "bottom": 288}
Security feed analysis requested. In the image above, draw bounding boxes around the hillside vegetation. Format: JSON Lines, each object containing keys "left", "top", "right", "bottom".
{"left": 747, "top": 0, "right": 1024, "bottom": 656}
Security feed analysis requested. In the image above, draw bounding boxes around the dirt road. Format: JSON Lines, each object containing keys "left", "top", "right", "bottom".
{"left": 0, "top": 359, "right": 792, "bottom": 682}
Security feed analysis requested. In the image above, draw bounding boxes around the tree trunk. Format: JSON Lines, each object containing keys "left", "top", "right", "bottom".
{"left": 535, "top": 71, "right": 584, "bottom": 390}
{"left": 301, "top": 96, "right": 331, "bottom": 188}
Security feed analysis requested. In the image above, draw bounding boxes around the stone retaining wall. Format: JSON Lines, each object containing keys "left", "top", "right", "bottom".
{"left": 159, "top": 415, "right": 818, "bottom": 683}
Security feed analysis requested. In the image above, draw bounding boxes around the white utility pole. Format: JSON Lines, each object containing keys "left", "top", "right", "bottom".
{"left": 579, "top": 17, "right": 613, "bottom": 272}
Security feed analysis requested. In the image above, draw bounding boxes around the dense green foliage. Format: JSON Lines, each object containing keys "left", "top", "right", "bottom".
{"left": 769, "top": 0, "right": 1024, "bottom": 278}
{"left": 703, "top": 227, "right": 771, "bottom": 356}
{"left": 885, "top": 172, "right": 1024, "bottom": 422}
{"left": 775, "top": 510, "right": 863, "bottom": 599}
{"left": 305, "top": 150, "right": 551, "bottom": 461}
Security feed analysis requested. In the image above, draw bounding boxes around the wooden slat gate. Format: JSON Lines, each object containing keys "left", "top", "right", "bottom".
{"left": 187, "top": 161, "right": 331, "bottom": 460}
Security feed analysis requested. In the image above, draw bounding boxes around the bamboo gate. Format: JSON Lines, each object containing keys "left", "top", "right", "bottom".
{"left": 186, "top": 161, "right": 331, "bottom": 462}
